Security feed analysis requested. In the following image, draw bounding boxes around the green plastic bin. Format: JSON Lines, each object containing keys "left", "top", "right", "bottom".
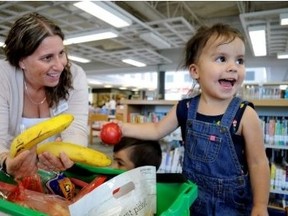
{"left": 156, "top": 181, "right": 197, "bottom": 216}
{"left": 65, "top": 164, "right": 198, "bottom": 216}
{"left": 0, "top": 163, "right": 198, "bottom": 216}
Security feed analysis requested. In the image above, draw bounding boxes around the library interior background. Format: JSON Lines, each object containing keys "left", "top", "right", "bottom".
{"left": 0, "top": 1, "right": 288, "bottom": 215}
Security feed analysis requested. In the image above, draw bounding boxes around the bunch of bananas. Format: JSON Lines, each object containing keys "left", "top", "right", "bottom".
{"left": 9, "top": 114, "right": 111, "bottom": 167}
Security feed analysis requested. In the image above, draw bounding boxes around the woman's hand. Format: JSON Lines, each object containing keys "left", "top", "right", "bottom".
{"left": 37, "top": 137, "right": 73, "bottom": 172}
{"left": 37, "top": 151, "right": 74, "bottom": 172}
{"left": 6, "top": 146, "right": 38, "bottom": 179}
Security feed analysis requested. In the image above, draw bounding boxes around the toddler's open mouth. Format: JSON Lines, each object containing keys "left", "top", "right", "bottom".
{"left": 219, "top": 78, "right": 236, "bottom": 87}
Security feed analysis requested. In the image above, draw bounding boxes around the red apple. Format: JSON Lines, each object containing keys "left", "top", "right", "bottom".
{"left": 100, "top": 122, "right": 122, "bottom": 145}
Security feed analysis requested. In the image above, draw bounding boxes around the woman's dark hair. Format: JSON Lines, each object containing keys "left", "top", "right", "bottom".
{"left": 4, "top": 12, "right": 73, "bottom": 107}
{"left": 113, "top": 137, "right": 162, "bottom": 170}
{"left": 182, "top": 23, "right": 245, "bottom": 69}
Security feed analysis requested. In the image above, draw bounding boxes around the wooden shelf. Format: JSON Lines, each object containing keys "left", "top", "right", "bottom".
{"left": 249, "top": 99, "right": 288, "bottom": 107}
{"left": 120, "top": 99, "right": 177, "bottom": 106}
{"left": 243, "top": 82, "right": 288, "bottom": 86}
{"left": 117, "top": 99, "right": 288, "bottom": 122}
{"left": 121, "top": 99, "right": 288, "bottom": 107}
{"left": 117, "top": 100, "right": 176, "bottom": 123}
{"left": 117, "top": 98, "right": 288, "bottom": 122}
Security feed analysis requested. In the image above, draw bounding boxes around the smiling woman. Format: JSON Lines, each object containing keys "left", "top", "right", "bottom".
{"left": 0, "top": 12, "right": 89, "bottom": 178}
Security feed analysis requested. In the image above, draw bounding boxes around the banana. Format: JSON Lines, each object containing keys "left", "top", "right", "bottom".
{"left": 37, "top": 142, "right": 112, "bottom": 167}
{"left": 10, "top": 114, "right": 74, "bottom": 158}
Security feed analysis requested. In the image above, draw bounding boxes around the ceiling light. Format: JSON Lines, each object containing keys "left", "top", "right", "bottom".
{"left": 277, "top": 52, "right": 288, "bottom": 59}
{"left": 104, "top": 84, "right": 113, "bottom": 88}
{"left": 248, "top": 25, "right": 267, "bottom": 57}
{"left": 122, "top": 59, "right": 146, "bottom": 67}
{"left": 87, "top": 79, "right": 102, "bottom": 85}
{"left": 68, "top": 55, "right": 91, "bottom": 63}
{"left": 119, "top": 86, "right": 127, "bottom": 90}
{"left": 280, "top": 13, "right": 288, "bottom": 25}
{"left": 64, "top": 29, "right": 118, "bottom": 45}
{"left": 74, "top": 1, "right": 132, "bottom": 28}
{"left": 139, "top": 32, "right": 171, "bottom": 49}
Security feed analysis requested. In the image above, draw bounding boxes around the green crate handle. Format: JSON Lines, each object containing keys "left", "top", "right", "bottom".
{"left": 159, "top": 181, "right": 198, "bottom": 216}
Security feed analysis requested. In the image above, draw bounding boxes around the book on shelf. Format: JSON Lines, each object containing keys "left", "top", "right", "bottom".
{"left": 260, "top": 116, "right": 288, "bottom": 146}
{"left": 269, "top": 192, "right": 288, "bottom": 210}
{"left": 157, "top": 139, "right": 184, "bottom": 174}
{"left": 170, "top": 146, "right": 184, "bottom": 173}
{"left": 129, "top": 112, "right": 167, "bottom": 123}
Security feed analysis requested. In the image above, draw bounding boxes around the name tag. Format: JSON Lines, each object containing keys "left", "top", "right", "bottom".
{"left": 52, "top": 101, "right": 69, "bottom": 116}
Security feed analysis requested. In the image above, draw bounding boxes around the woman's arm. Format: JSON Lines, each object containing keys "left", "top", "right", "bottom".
{"left": 0, "top": 63, "right": 14, "bottom": 153}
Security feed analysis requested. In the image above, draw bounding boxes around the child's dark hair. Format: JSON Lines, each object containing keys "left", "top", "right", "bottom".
{"left": 113, "top": 137, "right": 162, "bottom": 170}
{"left": 183, "top": 23, "right": 245, "bottom": 69}
{"left": 179, "top": 23, "right": 245, "bottom": 97}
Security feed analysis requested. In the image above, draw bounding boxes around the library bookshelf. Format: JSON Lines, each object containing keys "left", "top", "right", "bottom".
{"left": 116, "top": 99, "right": 177, "bottom": 123}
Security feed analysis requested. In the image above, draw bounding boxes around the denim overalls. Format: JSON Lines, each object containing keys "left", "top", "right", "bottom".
{"left": 183, "top": 95, "right": 253, "bottom": 216}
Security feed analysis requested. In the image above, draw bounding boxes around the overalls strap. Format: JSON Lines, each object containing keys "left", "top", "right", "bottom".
{"left": 220, "top": 97, "right": 243, "bottom": 128}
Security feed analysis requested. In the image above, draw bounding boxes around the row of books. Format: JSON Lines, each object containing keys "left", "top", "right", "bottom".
{"left": 241, "top": 86, "right": 286, "bottom": 99}
{"left": 270, "top": 163, "right": 288, "bottom": 191}
{"left": 129, "top": 112, "right": 167, "bottom": 123}
{"left": 260, "top": 116, "right": 288, "bottom": 145}
{"left": 128, "top": 112, "right": 185, "bottom": 173}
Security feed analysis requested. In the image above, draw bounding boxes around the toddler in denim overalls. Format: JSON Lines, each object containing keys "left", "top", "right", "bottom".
{"left": 183, "top": 95, "right": 252, "bottom": 215}
{"left": 121, "top": 23, "right": 270, "bottom": 216}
